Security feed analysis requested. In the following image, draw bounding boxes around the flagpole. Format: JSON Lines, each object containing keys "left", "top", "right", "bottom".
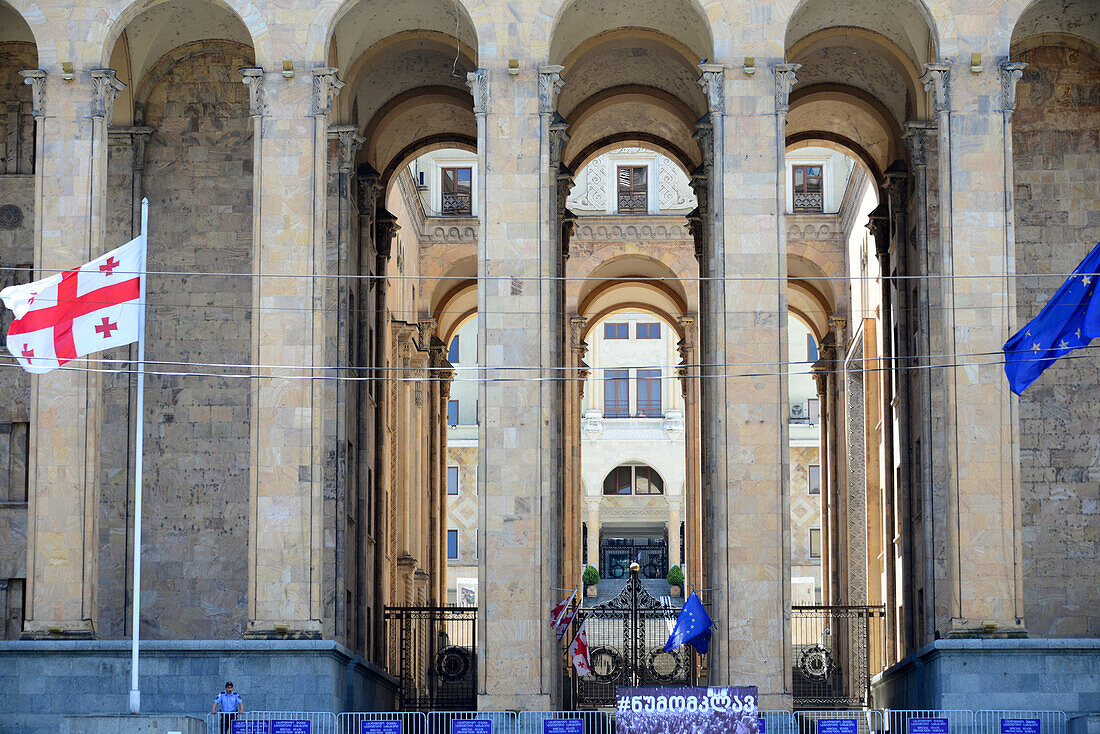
{"left": 129, "top": 198, "right": 149, "bottom": 715}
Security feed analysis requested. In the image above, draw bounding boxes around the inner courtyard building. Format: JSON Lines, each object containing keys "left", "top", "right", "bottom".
{"left": 0, "top": 0, "right": 1097, "bottom": 727}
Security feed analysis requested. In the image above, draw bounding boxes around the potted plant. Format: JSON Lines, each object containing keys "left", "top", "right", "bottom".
{"left": 583, "top": 565, "right": 600, "bottom": 597}
{"left": 667, "top": 565, "right": 685, "bottom": 597}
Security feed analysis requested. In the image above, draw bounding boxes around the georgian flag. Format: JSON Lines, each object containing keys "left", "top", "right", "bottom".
{"left": 1, "top": 235, "right": 146, "bottom": 374}
{"left": 550, "top": 588, "right": 577, "bottom": 640}
{"left": 568, "top": 620, "right": 591, "bottom": 676}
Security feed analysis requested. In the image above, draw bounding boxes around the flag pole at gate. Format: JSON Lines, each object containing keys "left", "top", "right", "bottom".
{"left": 129, "top": 198, "right": 149, "bottom": 715}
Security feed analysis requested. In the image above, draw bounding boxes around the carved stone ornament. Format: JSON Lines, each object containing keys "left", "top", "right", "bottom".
{"left": 0, "top": 205, "right": 23, "bottom": 230}
{"left": 999, "top": 61, "right": 1028, "bottom": 116}
{"left": 774, "top": 63, "right": 801, "bottom": 114}
{"left": 417, "top": 318, "right": 437, "bottom": 351}
{"left": 549, "top": 113, "right": 569, "bottom": 168}
{"left": 920, "top": 62, "right": 951, "bottom": 114}
{"left": 697, "top": 62, "right": 724, "bottom": 114}
{"left": 19, "top": 70, "right": 46, "bottom": 118}
{"left": 693, "top": 115, "right": 714, "bottom": 171}
{"left": 239, "top": 67, "right": 265, "bottom": 118}
{"left": 466, "top": 69, "right": 489, "bottom": 114}
{"left": 312, "top": 67, "right": 345, "bottom": 118}
{"left": 538, "top": 65, "right": 565, "bottom": 114}
{"left": 902, "top": 122, "right": 935, "bottom": 169}
{"left": 90, "top": 69, "right": 126, "bottom": 121}
{"left": 569, "top": 316, "right": 588, "bottom": 353}
{"left": 329, "top": 125, "right": 365, "bottom": 172}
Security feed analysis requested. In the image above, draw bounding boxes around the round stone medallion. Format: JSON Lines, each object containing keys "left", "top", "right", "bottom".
{"left": 0, "top": 205, "right": 22, "bottom": 230}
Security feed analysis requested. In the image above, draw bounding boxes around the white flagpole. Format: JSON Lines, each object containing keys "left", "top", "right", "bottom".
{"left": 129, "top": 198, "right": 149, "bottom": 715}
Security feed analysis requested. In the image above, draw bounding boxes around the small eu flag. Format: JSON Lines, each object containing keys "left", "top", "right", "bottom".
{"left": 664, "top": 591, "right": 713, "bottom": 655}
{"left": 1003, "top": 241, "right": 1100, "bottom": 395}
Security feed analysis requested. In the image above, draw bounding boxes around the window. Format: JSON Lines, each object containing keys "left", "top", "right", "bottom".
{"left": 807, "top": 333, "right": 818, "bottom": 362}
{"left": 602, "top": 465, "right": 665, "bottom": 495}
{"left": 636, "top": 369, "right": 662, "bottom": 417}
{"left": 809, "top": 528, "right": 821, "bottom": 558}
{"left": 636, "top": 322, "right": 660, "bottom": 339}
{"left": 616, "top": 166, "right": 647, "bottom": 213}
{"left": 603, "top": 369, "right": 630, "bottom": 418}
{"left": 604, "top": 322, "right": 628, "bottom": 339}
{"left": 447, "top": 400, "right": 459, "bottom": 426}
{"left": 447, "top": 466, "right": 460, "bottom": 495}
{"left": 441, "top": 167, "right": 472, "bottom": 215}
{"left": 447, "top": 529, "right": 459, "bottom": 559}
{"left": 792, "top": 165, "right": 823, "bottom": 212}
{"left": 808, "top": 397, "right": 820, "bottom": 424}
{"left": 808, "top": 464, "right": 821, "bottom": 495}
{"left": 448, "top": 335, "right": 460, "bottom": 364}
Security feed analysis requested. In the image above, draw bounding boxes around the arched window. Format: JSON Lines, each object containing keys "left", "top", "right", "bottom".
{"left": 602, "top": 465, "right": 664, "bottom": 495}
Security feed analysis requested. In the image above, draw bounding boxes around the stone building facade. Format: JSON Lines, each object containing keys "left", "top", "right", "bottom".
{"left": 0, "top": 0, "right": 1097, "bottom": 727}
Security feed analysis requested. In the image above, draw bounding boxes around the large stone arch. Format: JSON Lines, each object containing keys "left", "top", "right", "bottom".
{"left": 773, "top": 0, "right": 943, "bottom": 63}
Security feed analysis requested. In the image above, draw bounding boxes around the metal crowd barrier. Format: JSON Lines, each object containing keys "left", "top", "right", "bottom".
{"left": 205, "top": 711, "right": 338, "bottom": 734}
{"left": 974, "top": 711, "right": 1068, "bottom": 734}
{"left": 796, "top": 709, "right": 886, "bottom": 734}
{"left": 517, "top": 710, "right": 614, "bottom": 734}
{"left": 758, "top": 710, "right": 798, "bottom": 734}
{"left": 426, "top": 710, "right": 518, "bottom": 734}
{"left": 885, "top": 709, "right": 975, "bottom": 734}
{"left": 336, "top": 711, "right": 429, "bottom": 734}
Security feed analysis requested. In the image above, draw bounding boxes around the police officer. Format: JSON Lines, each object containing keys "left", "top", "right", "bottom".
{"left": 211, "top": 681, "right": 243, "bottom": 734}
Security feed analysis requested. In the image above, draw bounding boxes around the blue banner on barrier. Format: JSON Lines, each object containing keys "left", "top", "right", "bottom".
{"left": 271, "top": 722, "right": 310, "bottom": 734}
{"left": 544, "top": 720, "right": 583, "bottom": 734}
{"left": 758, "top": 719, "right": 766, "bottom": 734}
{"left": 362, "top": 721, "right": 402, "bottom": 734}
{"left": 908, "top": 718, "right": 949, "bottom": 734}
{"left": 232, "top": 723, "right": 269, "bottom": 734}
{"left": 817, "top": 719, "right": 858, "bottom": 734}
{"left": 1001, "top": 720, "right": 1041, "bottom": 734}
{"left": 452, "top": 720, "right": 492, "bottom": 734}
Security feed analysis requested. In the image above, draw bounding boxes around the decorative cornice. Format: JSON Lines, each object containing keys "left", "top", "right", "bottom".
{"left": 312, "top": 67, "right": 344, "bottom": 118}
{"left": 90, "top": 69, "right": 125, "bottom": 122}
{"left": 697, "top": 63, "right": 724, "bottom": 114}
{"left": 999, "top": 61, "right": 1028, "bottom": 117}
{"left": 774, "top": 63, "right": 801, "bottom": 114}
{"left": 920, "top": 62, "right": 951, "bottom": 114}
{"left": 19, "top": 70, "right": 45, "bottom": 118}
{"left": 239, "top": 67, "right": 265, "bottom": 118}
{"left": 538, "top": 65, "right": 565, "bottom": 114}
{"left": 466, "top": 69, "right": 489, "bottom": 115}
{"left": 571, "top": 215, "right": 692, "bottom": 243}
{"left": 329, "top": 124, "right": 365, "bottom": 172}
{"left": 787, "top": 214, "right": 842, "bottom": 241}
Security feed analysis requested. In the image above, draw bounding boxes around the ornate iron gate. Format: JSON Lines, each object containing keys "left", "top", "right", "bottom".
{"left": 385, "top": 606, "right": 477, "bottom": 710}
{"left": 599, "top": 538, "right": 668, "bottom": 580}
{"left": 572, "top": 566, "right": 696, "bottom": 708}
{"left": 791, "top": 605, "right": 885, "bottom": 709}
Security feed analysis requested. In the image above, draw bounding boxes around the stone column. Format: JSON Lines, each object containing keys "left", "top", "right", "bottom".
{"left": 436, "top": 352, "right": 455, "bottom": 605}
{"left": 811, "top": 358, "right": 831, "bottom": 605}
{"left": 474, "top": 61, "right": 559, "bottom": 708}
{"left": 919, "top": 59, "right": 1025, "bottom": 636}
{"left": 244, "top": 64, "right": 342, "bottom": 637}
{"left": 563, "top": 315, "right": 587, "bottom": 587}
{"left": 676, "top": 315, "right": 702, "bottom": 589}
{"left": 586, "top": 500, "right": 600, "bottom": 580}
{"left": 20, "top": 69, "right": 122, "bottom": 638}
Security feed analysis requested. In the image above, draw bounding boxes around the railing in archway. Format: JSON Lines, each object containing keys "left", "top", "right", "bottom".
{"left": 792, "top": 605, "right": 886, "bottom": 709}
{"left": 385, "top": 606, "right": 478, "bottom": 711}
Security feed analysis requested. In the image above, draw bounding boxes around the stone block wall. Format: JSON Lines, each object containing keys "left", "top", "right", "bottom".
{"left": 1012, "top": 43, "right": 1100, "bottom": 638}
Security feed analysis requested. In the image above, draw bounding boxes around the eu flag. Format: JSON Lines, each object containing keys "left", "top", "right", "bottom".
{"left": 1003, "top": 241, "right": 1100, "bottom": 395}
{"left": 664, "top": 591, "right": 713, "bottom": 655}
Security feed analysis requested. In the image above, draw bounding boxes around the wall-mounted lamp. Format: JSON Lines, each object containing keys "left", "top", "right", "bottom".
{"left": 61, "top": 62, "right": 74, "bottom": 81}
{"left": 743, "top": 57, "right": 755, "bottom": 75}
{"left": 282, "top": 60, "right": 294, "bottom": 79}
{"left": 970, "top": 52, "right": 982, "bottom": 73}
{"left": 508, "top": 59, "right": 519, "bottom": 76}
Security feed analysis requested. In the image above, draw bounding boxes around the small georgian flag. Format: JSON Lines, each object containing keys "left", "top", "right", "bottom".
{"left": 568, "top": 620, "right": 591, "bottom": 676}
{"left": 1, "top": 235, "right": 146, "bottom": 374}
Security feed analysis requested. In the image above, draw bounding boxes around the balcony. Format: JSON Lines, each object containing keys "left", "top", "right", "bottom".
{"left": 793, "top": 190, "right": 823, "bottom": 212}
{"left": 441, "top": 191, "right": 472, "bottom": 216}
{"left": 616, "top": 191, "right": 647, "bottom": 214}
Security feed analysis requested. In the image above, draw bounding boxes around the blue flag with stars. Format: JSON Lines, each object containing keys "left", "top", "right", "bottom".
{"left": 1003, "top": 241, "right": 1100, "bottom": 395}
{"left": 664, "top": 591, "right": 713, "bottom": 655}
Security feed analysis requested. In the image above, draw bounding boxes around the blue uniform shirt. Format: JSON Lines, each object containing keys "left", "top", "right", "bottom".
{"left": 214, "top": 692, "right": 242, "bottom": 713}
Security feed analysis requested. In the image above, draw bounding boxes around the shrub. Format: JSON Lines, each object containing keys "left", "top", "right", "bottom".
{"left": 582, "top": 565, "right": 600, "bottom": 586}
{"left": 667, "top": 565, "right": 685, "bottom": 586}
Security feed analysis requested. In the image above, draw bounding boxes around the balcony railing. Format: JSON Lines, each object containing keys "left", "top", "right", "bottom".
{"left": 617, "top": 191, "right": 647, "bottom": 214}
{"left": 793, "top": 191, "right": 823, "bottom": 212}
{"left": 441, "top": 192, "right": 472, "bottom": 216}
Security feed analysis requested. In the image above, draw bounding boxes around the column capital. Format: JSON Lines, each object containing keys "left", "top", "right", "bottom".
{"left": 920, "top": 61, "right": 951, "bottom": 114}
{"left": 417, "top": 318, "right": 438, "bottom": 351}
{"left": 312, "top": 67, "right": 344, "bottom": 118}
{"left": 568, "top": 315, "right": 588, "bottom": 354}
{"left": 774, "top": 63, "right": 801, "bottom": 114}
{"left": 19, "top": 69, "right": 46, "bottom": 118}
{"left": 239, "top": 67, "right": 265, "bottom": 118}
{"left": 999, "top": 61, "right": 1028, "bottom": 117}
{"left": 697, "top": 63, "right": 725, "bottom": 114}
{"left": 549, "top": 113, "right": 570, "bottom": 168}
{"left": 466, "top": 68, "right": 489, "bottom": 115}
{"left": 538, "top": 65, "right": 565, "bottom": 114}
{"left": 902, "top": 121, "right": 936, "bottom": 168}
{"left": 90, "top": 69, "right": 125, "bottom": 121}
{"left": 329, "top": 124, "right": 365, "bottom": 172}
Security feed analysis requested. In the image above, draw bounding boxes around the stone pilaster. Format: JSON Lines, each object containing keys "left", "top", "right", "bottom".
{"left": 475, "top": 60, "right": 556, "bottom": 709}
{"left": 676, "top": 315, "right": 702, "bottom": 590}
{"left": 246, "top": 64, "right": 342, "bottom": 638}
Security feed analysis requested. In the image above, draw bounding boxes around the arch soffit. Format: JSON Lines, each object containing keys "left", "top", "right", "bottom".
{"left": 774, "top": 0, "right": 943, "bottom": 63}
{"left": 0, "top": 2, "right": 35, "bottom": 46}
{"left": 788, "top": 306, "right": 825, "bottom": 344}
{"left": 787, "top": 26, "right": 927, "bottom": 121}
{"left": 132, "top": 38, "right": 254, "bottom": 109}
{"left": 434, "top": 279, "right": 478, "bottom": 345}
{"left": 363, "top": 85, "right": 473, "bottom": 146}
{"left": 576, "top": 255, "right": 690, "bottom": 307}
{"left": 567, "top": 135, "right": 697, "bottom": 181}
{"left": 1011, "top": 32, "right": 1100, "bottom": 58}
{"left": 1005, "top": 0, "right": 1100, "bottom": 54}
{"left": 786, "top": 86, "right": 900, "bottom": 178}
{"left": 378, "top": 134, "right": 478, "bottom": 192}
{"left": 94, "top": 0, "right": 267, "bottom": 69}
{"left": 786, "top": 132, "right": 884, "bottom": 186}
{"left": 788, "top": 279, "right": 832, "bottom": 342}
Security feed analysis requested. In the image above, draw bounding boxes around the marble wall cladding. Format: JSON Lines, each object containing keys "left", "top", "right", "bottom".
{"left": 1012, "top": 44, "right": 1100, "bottom": 638}
{"left": 99, "top": 42, "right": 255, "bottom": 639}
{"left": 0, "top": 43, "right": 36, "bottom": 175}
